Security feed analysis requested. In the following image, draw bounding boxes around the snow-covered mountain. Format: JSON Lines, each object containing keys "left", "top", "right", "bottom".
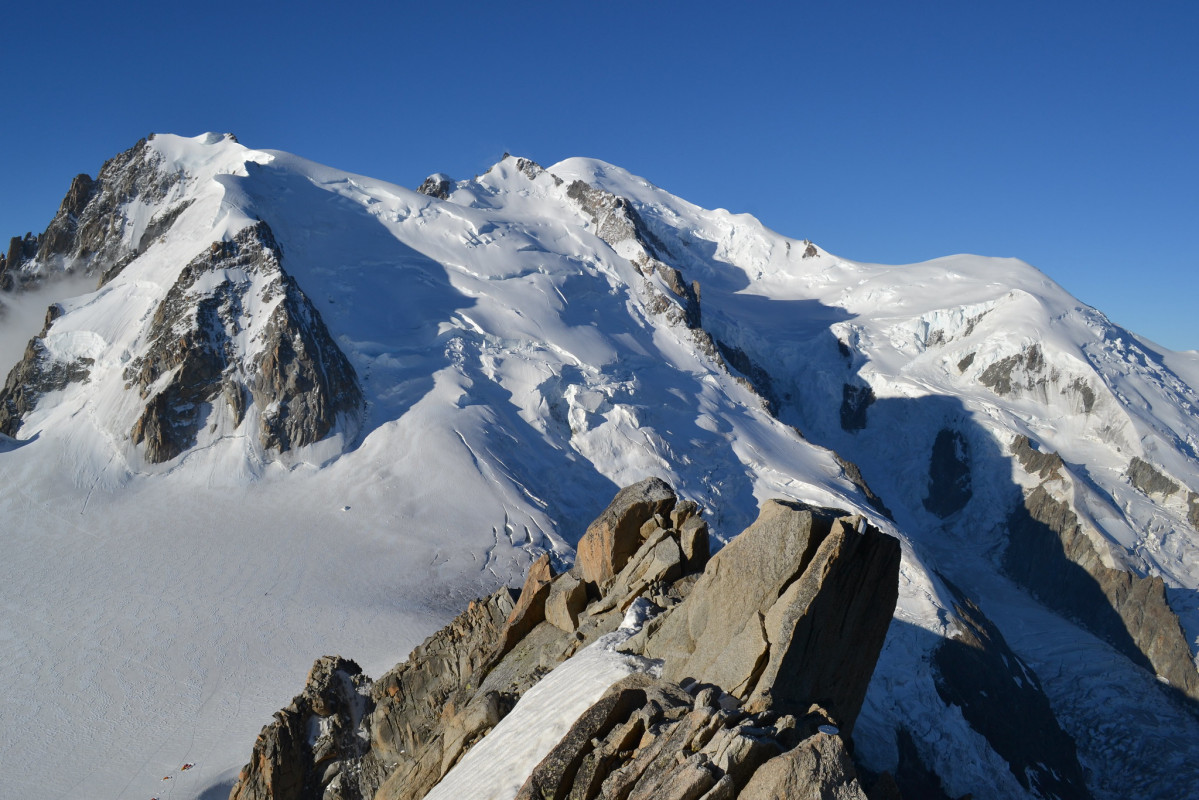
{"left": 1, "top": 133, "right": 1197, "bottom": 800}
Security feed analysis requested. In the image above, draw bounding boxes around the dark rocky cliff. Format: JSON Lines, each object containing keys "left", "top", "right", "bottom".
{"left": 1, "top": 219, "right": 363, "bottom": 461}
{"left": 1, "top": 136, "right": 182, "bottom": 289}
{"left": 125, "top": 221, "right": 363, "bottom": 462}
{"left": 1005, "top": 436, "right": 1199, "bottom": 702}
{"left": 0, "top": 303, "right": 92, "bottom": 436}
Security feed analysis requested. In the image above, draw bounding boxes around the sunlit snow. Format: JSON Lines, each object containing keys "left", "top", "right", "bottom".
{"left": 1, "top": 133, "right": 1197, "bottom": 799}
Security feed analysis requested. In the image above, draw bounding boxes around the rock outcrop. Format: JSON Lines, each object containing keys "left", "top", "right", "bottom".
{"left": 1006, "top": 439, "right": 1199, "bottom": 702}
{"left": 643, "top": 500, "right": 899, "bottom": 735}
{"left": 1126, "top": 456, "right": 1179, "bottom": 498}
{"left": 715, "top": 341, "right": 780, "bottom": 416}
{"left": 840, "top": 383, "right": 875, "bottom": 432}
{"left": 737, "top": 731, "right": 868, "bottom": 800}
{"left": 0, "top": 303, "right": 93, "bottom": 436}
{"left": 3, "top": 137, "right": 181, "bottom": 288}
{"left": 506, "top": 161, "right": 787, "bottom": 419}
{"left": 247, "top": 241, "right": 364, "bottom": 454}
{"left": 561, "top": 174, "right": 719, "bottom": 364}
{"left": 923, "top": 428, "right": 972, "bottom": 519}
{"left": 976, "top": 343, "right": 1096, "bottom": 414}
{"left": 514, "top": 674, "right": 866, "bottom": 800}
{"left": 574, "top": 477, "right": 678, "bottom": 590}
{"left": 416, "top": 174, "right": 452, "bottom": 200}
{"left": 125, "top": 221, "right": 362, "bottom": 462}
{"left": 979, "top": 343, "right": 1047, "bottom": 399}
{"left": 230, "top": 656, "right": 373, "bottom": 800}
{"left": 229, "top": 480, "right": 902, "bottom": 800}
{"left": 1010, "top": 434, "right": 1064, "bottom": 481}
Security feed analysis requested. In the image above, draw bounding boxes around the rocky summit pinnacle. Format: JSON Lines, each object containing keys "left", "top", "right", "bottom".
{"left": 228, "top": 481, "right": 905, "bottom": 800}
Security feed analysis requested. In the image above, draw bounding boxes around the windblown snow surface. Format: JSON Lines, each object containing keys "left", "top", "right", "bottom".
{"left": 1, "top": 133, "right": 1197, "bottom": 799}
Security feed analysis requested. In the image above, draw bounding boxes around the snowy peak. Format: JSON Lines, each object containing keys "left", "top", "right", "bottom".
{"left": 2, "top": 136, "right": 1199, "bottom": 800}
{"left": 0, "top": 134, "right": 365, "bottom": 471}
{"left": 125, "top": 221, "right": 363, "bottom": 464}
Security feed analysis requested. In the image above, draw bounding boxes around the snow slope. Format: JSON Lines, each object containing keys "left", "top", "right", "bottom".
{"left": 423, "top": 600, "right": 660, "bottom": 800}
{"left": 1, "top": 133, "right": 1197, "bottom": 799}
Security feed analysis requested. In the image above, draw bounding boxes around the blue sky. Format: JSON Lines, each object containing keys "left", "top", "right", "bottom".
{"left": 3, "top": 1, "right": 1196, "bottom": 350}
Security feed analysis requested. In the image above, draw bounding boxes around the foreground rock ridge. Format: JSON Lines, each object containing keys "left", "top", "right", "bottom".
{"left": 229, "top": 479, "right": 906, "bottom": 800}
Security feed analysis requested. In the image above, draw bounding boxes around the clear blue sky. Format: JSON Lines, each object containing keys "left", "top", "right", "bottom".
{"left": 3, "top": 1, "right": 1196, "bottom": 350}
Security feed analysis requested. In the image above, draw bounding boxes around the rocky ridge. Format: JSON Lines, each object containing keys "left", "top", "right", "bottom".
{"left": 0, "top": 302, "right": 92, "bottom": 436}
{"left": 126, "top": 221, "right": 363, "bottom": 461}
{"left": 520, "top": 157, "right": 882, "bottom": 512}
{"left": 1006, "top": 436, "right": 1199, "bottom": 700}
{"left": 229, "top": 478, "right": 904, "bottom": 800}
{"left": 517, "top": 156, "right": 784, "bottom": 414}
{"left": 1, "top": 220, "right": 363, "bottom": 461}
{"left": 0, "top": 136, "right": 182, "bottom": 290}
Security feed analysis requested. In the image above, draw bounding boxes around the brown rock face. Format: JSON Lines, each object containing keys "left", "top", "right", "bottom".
{"left": 369, "top": 589, "right": 518, "bottom": 800}
{"left": 126, "top": 222, "right": 362, "bottom": 462}
{"left": 646, "top": 501, "right": 899, "bottom": 735}
{"left": 737, "top": 732, "right": 868, "bottom": 800}
{"left": 574, "top": 477, "right": 677, "bottom": 589}
{"left": 229, "top": 656, "right": 372, "bottom": 800}
{"left": 513, "top": 674, "right": 666, "bottom": 800}
{"left": 544, "top": 572, "right": 588, "bottom": 633}
{"left": 513, "top": 675, "right": 869, "bottom": 800}
{"left": 229, "top": 482, "right": 903, "bottom": 800}
{"left": 515, "top": 673, "right": 789, "bottom": 800}
{"left": 646, "top": 501, "right": 833, "bottom": 689}
{"left": 497, "top": 553, "right": 557, "bottom": 656}
{"left": 746, "top": 517, "right": 902, "bottom": 734}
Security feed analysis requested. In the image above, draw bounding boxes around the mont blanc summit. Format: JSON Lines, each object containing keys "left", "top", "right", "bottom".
{"left": 1, "top": 133, "right": 1198, "bottom": 800}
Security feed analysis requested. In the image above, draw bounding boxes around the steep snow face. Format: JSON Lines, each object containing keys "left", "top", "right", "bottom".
{"left": 2, "top": 136, "right": 1198, "bottom": 799}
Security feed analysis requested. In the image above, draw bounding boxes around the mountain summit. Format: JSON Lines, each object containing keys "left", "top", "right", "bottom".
{"left": 1, "top": 133, "right": 1197, "bottom": 799}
